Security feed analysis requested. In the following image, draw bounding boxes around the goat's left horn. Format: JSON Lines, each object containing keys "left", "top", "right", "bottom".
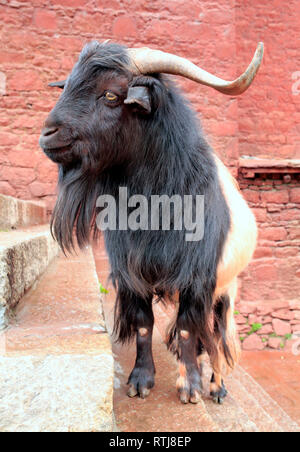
{"left": 128, "top": 42, "right": 264, "bottom": 96}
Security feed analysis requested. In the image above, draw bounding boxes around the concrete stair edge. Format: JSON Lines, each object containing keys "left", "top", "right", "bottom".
{"left": 233, "top": 365, "right": 300, "bottom": 432}
{"left": 0, "top": 247, "right": 115, "bottom": 432}
{"left": 0, "top": 225, "right": 59, "bottom": 330}
{"left": 154, "top": 303, "right": 299, "bottom": 432}
{"left": 0, "top": 193, "right": 47, "bottom": 230}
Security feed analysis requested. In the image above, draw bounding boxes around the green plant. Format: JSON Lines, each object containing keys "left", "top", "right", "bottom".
{"left": 99, "top": 283, "right": 109, "bottom": 294}
{"left": 269, "top": 333, "right": 278, "bottom": 338}
{"left": 284, "top": 333, "right": 292, "bottom": 340}
{"left": 280, "top": 342, "right": 285, "bottom": 349}
{"left": 234, "top": 310, "right": 240, "bottom": 316}
{"left": 261, "top": 337, "right": 268, "bottom": 343}
{"left": 247, "top": 323, "right": 262, "bottom": 335}
{"left": 240, "top": 336, "right": 245, "bottom": 342}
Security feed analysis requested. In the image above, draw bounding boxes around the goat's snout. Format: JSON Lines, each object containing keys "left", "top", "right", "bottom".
{"left": 42, "top": 125, "right": 59, "bottom": 137}
{"left": 39, "top": 115, "right": 73, "bottom": 155}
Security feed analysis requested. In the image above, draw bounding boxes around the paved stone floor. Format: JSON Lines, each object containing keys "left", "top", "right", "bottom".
{"left": 241, "top": 351, "right": 300, "bottom": 425}
{"left": 93, "top": 241, "right": 300, "bottom": 431}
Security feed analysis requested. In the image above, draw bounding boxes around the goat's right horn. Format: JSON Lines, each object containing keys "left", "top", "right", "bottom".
{"left": 128, "top": 42, "right": 264, "bottom": 96}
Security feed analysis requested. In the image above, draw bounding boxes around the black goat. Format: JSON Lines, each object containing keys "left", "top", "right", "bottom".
{"left": 39, "top": 41, "right": 263, "bottom": 405}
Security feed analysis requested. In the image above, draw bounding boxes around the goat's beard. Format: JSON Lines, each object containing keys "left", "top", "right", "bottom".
{"left": 51, "top": 164, "right": 100, "bottom": 253}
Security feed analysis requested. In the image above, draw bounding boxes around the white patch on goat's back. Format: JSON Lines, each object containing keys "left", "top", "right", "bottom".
{"left": 214, "top": 155, "right": 257, "bottom": 292}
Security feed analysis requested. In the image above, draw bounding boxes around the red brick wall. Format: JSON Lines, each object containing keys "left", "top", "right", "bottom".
{"left": 235, "top": 172, "right": 300, "bottom": 350}
{"left": 0, "top": 1, "right": 299, "bottom": 349}
{"left": 236, "top": 0, "right": 300, "bottom": 159}
{"left": 0, "top": 0, "right": 238, "bottom": 210}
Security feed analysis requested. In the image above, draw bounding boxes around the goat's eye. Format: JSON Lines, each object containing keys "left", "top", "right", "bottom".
{"left": 105, "top": 91, "right": 118, "bottom": 101}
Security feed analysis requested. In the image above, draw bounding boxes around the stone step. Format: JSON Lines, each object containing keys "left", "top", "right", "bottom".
{"left": 93, "top": 243, "right": 300, "bottom": 433}
{"left": 155, "top": 303, "right": 299, "bottom": 432}
{"left": 0, "top": 225, "right": 58, "bottom": 329}
{"left": 0, "top": 194, "right": 47, "bottom": 230}
{"left": 0, "top": 248, "right": 114, "bottom": 432}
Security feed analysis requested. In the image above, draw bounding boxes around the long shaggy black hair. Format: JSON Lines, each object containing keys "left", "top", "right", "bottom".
{"left": 45, "top": 41, "right": 231, "bottom": 366}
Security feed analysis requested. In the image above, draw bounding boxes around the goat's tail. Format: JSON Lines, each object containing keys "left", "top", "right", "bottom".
{"left": 212, "top": 294, "right": 241, "bottom": 375}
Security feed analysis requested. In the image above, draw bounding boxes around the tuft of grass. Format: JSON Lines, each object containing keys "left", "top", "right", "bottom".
{"left": 99, "top": 283, "right": 109, "bottom": 294}
{"left": 269, "top": 332, "right": 278, "bottom": 338}
{"left": 240, "top": 336, "right": 245, "bottom": 342}
{"left": 284, "top": 333, "right": 292, "bottom": 340}
{"left": 261, "top": 337, "right": 268, "bottom": 343}
{"left": 247, "top": 323, "right": 263, "bottom": 335}
{"left": 234, "top": 310, "right": 240, "bottom": 316}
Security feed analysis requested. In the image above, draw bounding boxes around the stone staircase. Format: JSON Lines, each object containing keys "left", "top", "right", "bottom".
{"left": 0, "top": 194, "right": 114, "bottom": 432}
{"left": 93, "top": 245, "right": 300, "bottom": 433}
{"left": 0, "top": 193, "right": 299, "bottom": 432}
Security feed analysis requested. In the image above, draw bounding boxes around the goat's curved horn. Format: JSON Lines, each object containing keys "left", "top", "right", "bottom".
{"left": 128, "top": 42, "right": 264, "bottom": 95}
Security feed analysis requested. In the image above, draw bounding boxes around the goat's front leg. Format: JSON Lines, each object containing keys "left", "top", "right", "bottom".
{"left": 126, "top": 299, "right": 155, "bottom": 399}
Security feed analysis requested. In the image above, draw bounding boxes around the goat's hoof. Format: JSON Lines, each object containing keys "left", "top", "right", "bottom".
{"left": 127, "top": 384, "right": 138, "bottom": 398}
{"left": 127, "top": 367, "right": 155, "bottom": 399}
{"left": 178, "top": 387, "right": 202, "bottom": 404}
{"left": 178, "top": 388, "right": 189, "bottom": 404}
{"left": 127, "top": 383, "right": 152, "bottom": 399}
{"left": 190, "top": 390, "right": 202, "bottom": 404}
{"left": 176, "top": 364, "right": 203, "bottom": 405}
{"left": 177, "top": 372, "right": 203, "bottom": 405}
{"left": 210, "top": 383, "right": 228, "bottom": 405}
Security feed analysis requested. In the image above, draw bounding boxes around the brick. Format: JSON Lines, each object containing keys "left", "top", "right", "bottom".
{"left": 253, "top": 247, "right": 273, "bottom": 258}
{"left": 51, "top": 0, "right": 87, "bottom": 6}
{"left": 239, "top": 303, "right": 257, "bottom": 315}
{"left": 272, "top": 309, "right": 294, "bottom": 321}
{"left": 268, "top": 337, "right": 282, "bottom": 349}
{"left": 290, "top": 188, "right": 300, "bottom": 203}
{"left": 248, "top": 314, "right": 262, "bottom": 325}
{"left": 0, "top": 181, "right": 14, "bottom": 196}
{"left": 261, "top": 316, "right": 272, "bottom": 323}
{"left": 242, "top": 334, "right": 265, "bottom": 351}
{"left": 0, "top": 132, "right": 19, "bottom": 146}
{"left": 235, "top": 314, "right": 247, "bottom": 324}
{"left": 274, "top": 247, "right": 299, "bottom": 258}
{"left": 237, "top": 324, "right": 250, "bottom": 333}
{"left": 29, "top": 181, "right": 55, "bottom": 198}
{"left": 243, "top": 189, "right": 260, "bottom": 204}
{"left": 252, "top": 208, "right": 269, "bottom": 223}
{"left": 257, "top": 324, "right": 273, "bottom": 335}
{"left": 1, "top": 167, "right": 36, "bottom": 186}
{"left": 209, "top": 121, "right": 238, "bottom": 137}
{"left": 253, "top": 263, "right": 278, "bottom": 281}
{"left": 112, "top": 16, "right": 137, "bottom": 38}
{"left": 259, "top": 227, "right": 288, "bottom": 241}
{"left": 288, "top": 227, "right": 300, "bottom": 240}
{"left": 33, "top": 9, "right": 57, "bottom": 30}
{"left": 272, "top": 318, "right": 291, "bottom": 336}
{"left": 8, "top": 70, "right": 44, "bottom": 91}
{"left": 261, "top": 190, "right": 289, "bottom": 204}
{"left": 292, "top": 324, "right": 300, "bottom": 333}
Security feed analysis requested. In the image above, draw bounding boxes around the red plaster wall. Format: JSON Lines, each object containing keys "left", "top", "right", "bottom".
{"left": 236, "top": 0, "right": 300, "bottom": 159}
{"left": 0, "top": 0, "right": 238, "bottom": 210}
{"left": 0, "top": 1, "right": 299, "bottom": 348}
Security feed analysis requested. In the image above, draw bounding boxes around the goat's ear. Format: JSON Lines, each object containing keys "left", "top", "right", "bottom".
{"left": 48, "top": 80, "right": 66, "bottom": 89}
{"left": 124, "top": 86, "right": 151, "bottom": 114}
